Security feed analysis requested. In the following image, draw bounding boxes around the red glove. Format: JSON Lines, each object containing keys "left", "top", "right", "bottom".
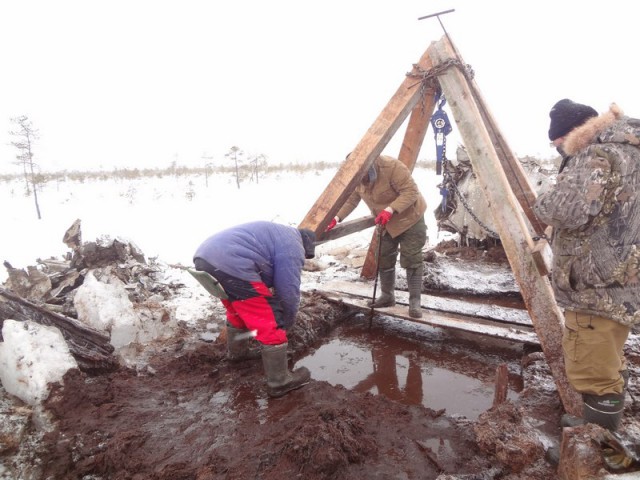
{"left": 375, "top": 209, "right": 393, "bottom": 226}
{"left": 325, "top": 216, "right": 339, "bottom": 232}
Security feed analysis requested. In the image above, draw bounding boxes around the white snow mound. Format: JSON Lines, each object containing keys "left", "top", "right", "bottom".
{"left": 0, "top": 319, "right": 77, "bottom": 406}
{"left": 74, "top": 271, "right": 141, "bottom": 349}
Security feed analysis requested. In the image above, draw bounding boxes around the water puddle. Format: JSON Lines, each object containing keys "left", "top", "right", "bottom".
{"left": 297, "top": 314, "right": 523, "bottom": 420}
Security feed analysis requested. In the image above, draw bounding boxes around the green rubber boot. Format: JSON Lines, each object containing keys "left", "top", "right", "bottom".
{"left": 261, "top": 343, "right": 311, "bottom": 398}
{"left": 407, "top": 265, "right": 423, "bottom": 318}
{"left": 368, "top": 267, "right": 396, "bottom": 308}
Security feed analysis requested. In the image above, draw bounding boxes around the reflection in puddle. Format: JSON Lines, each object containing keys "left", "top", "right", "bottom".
{"left": 297, "top": 320, "right": 522, "bottom": 420}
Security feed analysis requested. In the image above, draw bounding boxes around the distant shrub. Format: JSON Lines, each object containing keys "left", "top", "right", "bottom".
{"left": 0, "top": 155, "right": 551, "bottom": 184}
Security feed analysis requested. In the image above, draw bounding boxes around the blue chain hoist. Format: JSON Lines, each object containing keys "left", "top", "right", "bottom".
{"left": 430, "top": 92, "right": 452, "bottom": 211}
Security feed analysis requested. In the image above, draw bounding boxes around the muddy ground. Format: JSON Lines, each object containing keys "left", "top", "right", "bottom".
{"left": 3, "top": 240, "right": 640, "bottom": 479}
{"left": 28, "top": 294, "right": 556, "bottom": 480}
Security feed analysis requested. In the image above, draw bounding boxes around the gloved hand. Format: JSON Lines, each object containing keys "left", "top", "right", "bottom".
{"left": 325, "top": 216, "right": 339, "bottom": 232}
{"left": 375, "top": 208, "right": 393, "bottom": 226}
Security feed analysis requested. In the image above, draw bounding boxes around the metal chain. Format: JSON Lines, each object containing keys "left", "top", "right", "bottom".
{"left": 442, "top": 166, "right": 499, "bottom": 239}
{"left": 406, "top": 58, "right": 475, "bottom": 106}
{"left": 409, "top": 59, "right": 494, "bottom": 238}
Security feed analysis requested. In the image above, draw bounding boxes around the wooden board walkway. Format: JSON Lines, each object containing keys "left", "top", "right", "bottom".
{"left": 310, "top": 280, "right": 539, "bottom": 345}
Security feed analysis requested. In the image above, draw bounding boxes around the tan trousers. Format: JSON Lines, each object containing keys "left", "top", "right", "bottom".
{"left": 562, "top": 310, "right": 630, "bottom": 396}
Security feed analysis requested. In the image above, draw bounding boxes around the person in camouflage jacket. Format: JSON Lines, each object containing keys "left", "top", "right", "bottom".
{"left": 534, "top": 99, "right": 639, "bottom": 432}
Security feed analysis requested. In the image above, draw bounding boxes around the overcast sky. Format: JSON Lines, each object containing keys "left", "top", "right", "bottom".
{"left": 1, "top": 1, "right": 638, "bottom": 173}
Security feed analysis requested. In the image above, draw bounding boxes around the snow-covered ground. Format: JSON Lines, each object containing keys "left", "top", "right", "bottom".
{"left": 1, "top": 166, "right": 446, "bottom": 283}
{"left": 0, "top": 166, "right": 453, "bottom": 407}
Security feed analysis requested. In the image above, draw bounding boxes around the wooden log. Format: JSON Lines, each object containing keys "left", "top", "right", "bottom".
{"left": 299, "top": 43, "right": 438, "bottom": 237}
{"left": 493, "top": 363, "right": 509, "bottom": 407}
{"left": 62, "top": 218, "right": 82, "bottom": 250}
{"left": 0, "top": 287, "right": 117, "bottom": 373}
{"left": 361, "top": 79, "right": 436, "bottom": 279}
{"left": 430, "top": 35, "right": 582, "bottom": 416}
{"left": 446, "top": 41, "right": 547, "bottom": 237}
{"left": 530, "top": 238, "right": 551, "bottom": 277}
{"left": 312, "top": 279, "right": 533, "bottom": 327}
{"left": 310, "top": 281, "right": 539, "bottom": 345}
{"left": 317, "top": 215, "right": 375, "bottom": 244}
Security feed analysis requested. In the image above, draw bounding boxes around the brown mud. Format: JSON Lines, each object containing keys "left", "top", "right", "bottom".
{"left": 4, "top": 243, "right": 640, "bottom": 479}
{"left": 31, "top": 290, "right": 563, "bottom": 480}
{"left": 36, "top": 310, "right": 553, "bottom": 479}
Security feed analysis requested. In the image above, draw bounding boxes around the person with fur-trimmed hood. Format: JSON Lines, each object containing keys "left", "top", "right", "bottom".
{"left": 193, "top": 221, "right": 316, "bottom": 398}
{"left": 325, "top": 154, "right": 428, "bottom": 319}
{"left": 535, "top": 99, "right": 640, "bottom": 433}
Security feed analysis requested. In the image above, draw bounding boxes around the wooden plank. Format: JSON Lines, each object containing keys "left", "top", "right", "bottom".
{"left": 0, "top": 286, "right": 117, "bottom": 373}
{"left": 430, "top": 35, "right": 582, "bottom": 416}
{"left": 360, "top": 85, "right": 436, "bottom": 279}
{"left": 300, "top": 43, "right": 438, "bottom": 239}
{"left": 447, "top": 40, "right": 547, "bottom": 236}
{"left": 310, "top": 279, "right": 533, "bottom": 327}
{"left": 313, "top": 286, "right": 539, "bottom": 345}
{"left": 316, "top": 215, "right": 375, "bottom": 245}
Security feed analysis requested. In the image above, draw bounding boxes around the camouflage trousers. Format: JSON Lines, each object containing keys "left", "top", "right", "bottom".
{"left": 378, "top": 216, "right": 427, "bottom": 270}
{"left": 562, "top": 310, "right": 630, "bottom": 396}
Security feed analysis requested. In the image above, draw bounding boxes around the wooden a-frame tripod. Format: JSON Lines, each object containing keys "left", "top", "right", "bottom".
{"left": 298, "top": 34, "right": 581, "bottom": 416}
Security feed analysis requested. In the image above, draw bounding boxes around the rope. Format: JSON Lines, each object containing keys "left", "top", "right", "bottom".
{"left": 406, "top": 58, "right": 475, "bottom": 98}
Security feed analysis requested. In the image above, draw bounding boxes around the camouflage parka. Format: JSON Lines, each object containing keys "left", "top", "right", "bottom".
{"left": 534, "top": 104, "right": 640, "bottom": 327}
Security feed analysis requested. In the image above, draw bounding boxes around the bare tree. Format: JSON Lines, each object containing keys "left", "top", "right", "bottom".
{"left": 248, "top": 153, "right": 268, "bottom": 184}
{"left": 225, "top": 146, "right": 246, "bottom": 189}
{"left": 201, "top": 152, "right": 214, "bottom": 188}
{"left": 9, "top": 115, "right": 42, "bottom": 219}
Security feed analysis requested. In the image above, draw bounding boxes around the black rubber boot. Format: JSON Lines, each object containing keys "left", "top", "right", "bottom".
{"left": 583, "top": 392, "right": 625, "bottom": 431}
{"left": 545, "top": 446, "right": 560, "bottom": 466}
{"left": 226, "top": 325, "right": 261, "bottom": 362}
{"left": 368, "top": 267, "right": 396, "bottom": 308}
{"left": 563, "top": 373, "right": 628, "bottom": 428}
{"left": 261, "top": 343, "right": 311, "bottom": 398}
{"left": 560, "top": 413, "right": 585, "bottom": 428}
{"left": 407, "top": 265, "right": 423, "bottom": 318}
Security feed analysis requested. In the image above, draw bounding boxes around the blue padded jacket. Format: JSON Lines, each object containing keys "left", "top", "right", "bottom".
{"left": 194, "top": 221, "right": 306, "bottom": 328}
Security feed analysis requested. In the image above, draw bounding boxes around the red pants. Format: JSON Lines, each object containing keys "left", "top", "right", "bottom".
{"left": 194, "top": 258, "right": 288, "bottom": 345}
{"left": 221, "top": 282, "right": 288, "bottom": 345}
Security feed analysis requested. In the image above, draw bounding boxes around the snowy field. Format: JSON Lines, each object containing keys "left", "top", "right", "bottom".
{"left": 0, "top": 166, "right": 446, "bottom": 284}
{"left": 0, "top": 164, "right": 451, "bottom": 431}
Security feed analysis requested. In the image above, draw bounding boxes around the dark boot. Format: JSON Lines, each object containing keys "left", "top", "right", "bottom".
{"left": 407, "top": 265, "right": 423, "bottom": 318}
{"left": 583, "top": 392, "right": 625, "bottom": 431}
{"left": 226, "top": 325, "right": 261, "bottom": 362}
{"left": 545, "top": 446, "right": 560, "bottom": 466}
{"left": 562, "top": 373, "right": 628, "bottom": 429}
{"left": 560, "top": 413, "right": 584, "bottom": 428}
{"left": 261, "top": 343, "right": 311, "bottom": 398}
{"left": 368, "top": 267, "right": 396, "bottom": 308}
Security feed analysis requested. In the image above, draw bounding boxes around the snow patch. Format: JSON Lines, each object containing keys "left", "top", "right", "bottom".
{"left": 0, "top": 320, "right": 77, "bottom": 406}
{"left": 73, "top": 271, "right": 141, "bottom": 349}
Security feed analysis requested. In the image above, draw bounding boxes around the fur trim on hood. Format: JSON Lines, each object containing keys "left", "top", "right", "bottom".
{"left": 563, "top": 103, "right": 624, "bottom": 156}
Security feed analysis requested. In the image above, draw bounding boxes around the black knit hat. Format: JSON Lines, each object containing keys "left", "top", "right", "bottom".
{"left": 298, "top": 228, "right": 316, "bottom": 259}
{"left": 548, "top": 99, "right": 598, "bottom": 141}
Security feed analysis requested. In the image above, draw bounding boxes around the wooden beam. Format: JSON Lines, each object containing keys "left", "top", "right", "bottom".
{"left": 315, "top": 216, "right": 375, "bottom": 245}
{"left": 360, "top": 87, "right": 437, "bottom": 279}
{"left": 310, "top": 279, "right": 533, "bottom": 327}
{"left": 456, "top": 50, "right": 547, "bottom": 235}
{"left": 430, "top": 35, "right": 582, "bottom": 416}
{"left": 312, "top": 285, "right": 539, "bottom": 345}
{"left": 300, "top": 43, "right": 438, "bottom": 239}
{"left": 0, "top": 286, "right": 117, "bottom": 373}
